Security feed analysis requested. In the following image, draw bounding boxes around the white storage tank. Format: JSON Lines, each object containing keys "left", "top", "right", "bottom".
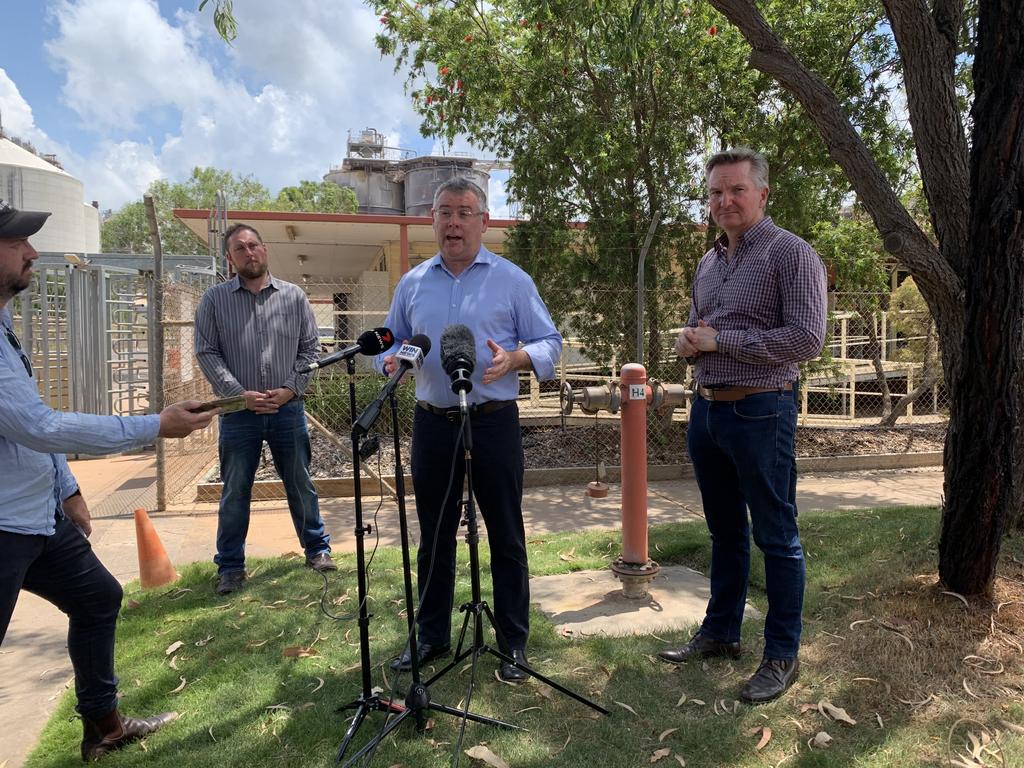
{"left": 0, "top": 137, "right": 99, "bottom": 253}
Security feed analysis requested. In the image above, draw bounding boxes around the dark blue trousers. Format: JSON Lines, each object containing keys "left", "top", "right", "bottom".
{"left": 0, "top": 516, "right": 122, "bottom": 718}
{"left": 410, "top": 404, "right": 529, "bottom": 652}
{"left": 687, "top": 390, "right": 804, "bottom": 659}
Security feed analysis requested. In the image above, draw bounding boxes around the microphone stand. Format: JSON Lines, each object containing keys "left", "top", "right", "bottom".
{"left": 339, "top": 387, "right": 519, "bottom": 768}
{"left": 423, "top": 387, "right": 609, "bottom": 763}
{"left": 332, "top": 357, "right": 404, "bottom": 763}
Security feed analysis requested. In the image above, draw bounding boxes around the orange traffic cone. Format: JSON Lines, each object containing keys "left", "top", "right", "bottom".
{"left": 134, "top": 509, "right": 179, "bottom": 589}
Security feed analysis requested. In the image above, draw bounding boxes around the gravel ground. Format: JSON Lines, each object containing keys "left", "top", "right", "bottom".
{"left": 233, "top": 421, "right": 947, "bottom": 481}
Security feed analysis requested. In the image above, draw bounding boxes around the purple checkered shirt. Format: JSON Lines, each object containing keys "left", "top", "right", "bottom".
{"left": 687, "top": 216, "right": 827, "bottom": 388}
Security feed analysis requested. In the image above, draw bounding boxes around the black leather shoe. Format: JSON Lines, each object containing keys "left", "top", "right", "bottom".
{"left": 658, "top": 633, "right": 742, "bottom": 664}
{"left": 389, "top": 642, "right": 450, "bottom": 672}
{"left": 215, "top": 570, "right": 246, "bottom": 595}
{"left": 306, "top": 552, "right": 338, "bottom": 572}
{"left": 740, "top": 657, "right": 800, "bottom": 703}
{"left": 499, "top": 649, "right": 529, "bottom": 683}
{"left": 81, "top": 708, "right": 178, "bottom": 761}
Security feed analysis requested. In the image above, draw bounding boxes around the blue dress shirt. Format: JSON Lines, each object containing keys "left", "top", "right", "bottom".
{"left": 0, "top": 308, "right": 160, "bottom": 536}
{"left": 377, "top": 247, "right": 562, "bottom": 407}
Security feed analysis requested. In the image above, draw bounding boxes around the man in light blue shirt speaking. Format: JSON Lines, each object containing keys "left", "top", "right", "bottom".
{"left": 0, "top": 200, "right": 216, "bottom": 760}
{"left": 379, "top": 177, "right": 561, "bottom": 682}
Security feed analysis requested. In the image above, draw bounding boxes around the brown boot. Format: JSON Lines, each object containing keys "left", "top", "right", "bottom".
{"left": 81, "top": 707, "right": 178, "bottom": 761}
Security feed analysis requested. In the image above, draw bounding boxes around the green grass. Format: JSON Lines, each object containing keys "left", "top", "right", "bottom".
{"left": 26, "top": 506, "right": 1024, "bottom": 767}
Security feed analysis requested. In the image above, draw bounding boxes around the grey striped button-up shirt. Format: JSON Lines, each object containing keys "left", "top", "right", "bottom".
{"left": 687, "top": 216, "right": 827, "bottom": 388}
{"left": 195, "top": 274, "right": 319, "bottom": 397}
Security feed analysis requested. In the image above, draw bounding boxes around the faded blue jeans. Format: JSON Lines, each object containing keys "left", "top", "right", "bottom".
{"left": 215, "top": 400, "right": 330, "bottom": 574}
{"left": 687, "top": 389, "right": 803, "bottom": 659}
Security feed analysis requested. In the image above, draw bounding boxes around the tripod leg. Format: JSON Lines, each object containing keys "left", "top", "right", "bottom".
{"left": 480, "top": 604, "right": 611, "bottom": 715}
{"left": 335, "top": 703, "right": 369, "bottom": 765}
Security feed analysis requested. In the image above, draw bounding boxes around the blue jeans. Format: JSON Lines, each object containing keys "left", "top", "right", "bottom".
{"left": 215, "top": 399, "right": 330, "bottom": 574}
{"left": 0, "top": 516, "right": 122, "bottom": 718}
{"left": 687, "top": 390, "right": 803, "bottom": 659}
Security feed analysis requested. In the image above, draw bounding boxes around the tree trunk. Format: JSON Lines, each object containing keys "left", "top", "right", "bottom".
{"left": 880, "top": 319, "right": 938, "bottom": 427}
{"left": 938, "top": 0, "right": 1024, "bottom": 592}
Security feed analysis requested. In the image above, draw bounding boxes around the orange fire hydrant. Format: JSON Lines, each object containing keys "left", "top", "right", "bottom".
{"left": 611, "top": 363, "right": 660, "bottom": 598}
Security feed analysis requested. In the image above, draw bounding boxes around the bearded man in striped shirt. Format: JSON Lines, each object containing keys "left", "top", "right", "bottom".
{"left": 658, "top": 148, "right": 827, "bottom": 704}
{"left": 195, "top": 223, "right": 336, "bottom": 596}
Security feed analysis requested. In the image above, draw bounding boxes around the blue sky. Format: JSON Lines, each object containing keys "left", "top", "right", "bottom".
{"left": 1, "top": 0, "right": 508, "bottom": 214}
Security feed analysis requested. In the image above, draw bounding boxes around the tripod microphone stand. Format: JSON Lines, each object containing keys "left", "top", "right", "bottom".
{"left": 423, "top": 400, "right": 610, "bottom": 728}
{"left": 337, "top": 388, "right": 518, "bottom": 768}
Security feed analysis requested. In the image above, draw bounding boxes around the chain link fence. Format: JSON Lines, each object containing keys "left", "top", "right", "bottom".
{"left": 13, "top": 264, "right": 948, "bottom": 513}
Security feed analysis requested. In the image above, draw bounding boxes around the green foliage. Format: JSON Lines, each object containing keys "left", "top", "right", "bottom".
{"left": 369, "top": 0, "right": 914, "bottom": 375}
{"left": 888, "top": 277, "right": 934, "bottom": 365}
{"left": 304, "top": 373, "right": 417, "bottom": 435}
{"left": 811, "top": 215, "right": 889, "bottom": 308}
{"left": 274, "top": 181, "right": 358, "bottom": 213}
{"left": 101, "top": 169, "right": 358, "bottom": 255}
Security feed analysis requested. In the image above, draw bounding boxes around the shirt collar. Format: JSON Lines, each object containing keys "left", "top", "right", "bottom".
{"left": 428, "top": 246, "right": 496, "bottom": 274}
{"left": 229, "top": 273, "right": 279, "bottom": 292}
{"left": 713, "top": 216, "right": 776, "bottom": 257}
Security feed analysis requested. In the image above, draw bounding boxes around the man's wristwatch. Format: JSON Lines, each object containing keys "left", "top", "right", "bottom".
{"left": 65, "top": 487, "right": 82, "bottom": 500}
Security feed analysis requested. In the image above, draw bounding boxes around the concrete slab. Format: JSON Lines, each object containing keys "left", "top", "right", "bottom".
{"left": 530, "top": 566, "right": 760, "bottom": 638}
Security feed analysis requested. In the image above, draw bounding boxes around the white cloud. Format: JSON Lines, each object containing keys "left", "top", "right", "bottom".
{"left": 35, "top": 0, "right": 435, "bottom": 210}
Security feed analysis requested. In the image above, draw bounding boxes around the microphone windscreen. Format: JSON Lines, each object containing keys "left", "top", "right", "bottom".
{"left": 440, "top": 324, "right": 476, "bottom": 375}
{"left": 358, "top": 327, "right": 394, "bottom": 355}
{"left": 408, "top": 333, "right": 432, "bottom": 357}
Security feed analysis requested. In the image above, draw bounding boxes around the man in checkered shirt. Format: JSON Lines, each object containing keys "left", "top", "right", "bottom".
{"left": 658, "top": 148, "right": 827, "bottom": 704}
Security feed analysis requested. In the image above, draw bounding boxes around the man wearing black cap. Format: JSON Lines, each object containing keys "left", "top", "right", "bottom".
{"left": 0, "top": 199, "right": 218, "bottom": 760}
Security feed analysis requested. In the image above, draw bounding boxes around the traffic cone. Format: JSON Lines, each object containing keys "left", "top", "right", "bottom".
{"left": 134, "top": 509, "right": 179, "bottom": 589}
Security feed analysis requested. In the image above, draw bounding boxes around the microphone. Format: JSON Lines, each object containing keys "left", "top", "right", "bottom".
{"left": 440, "top": 324, "right": 475, "bottom": 410}
{"left": 299, "top": 327, "right": 394, "bottom": 373}
{"left": 353, "top": 334, "right": 431, "bottom": 437}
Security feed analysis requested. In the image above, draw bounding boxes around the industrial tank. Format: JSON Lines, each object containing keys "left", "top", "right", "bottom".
{"left": 0, "top": 137, "right": 99, "bottom": 253}
{"left": 324, "top": 165, "right": 404, "bottom": 216}
{"left": 403, "top": 158, "right": 490, "bottom": 217}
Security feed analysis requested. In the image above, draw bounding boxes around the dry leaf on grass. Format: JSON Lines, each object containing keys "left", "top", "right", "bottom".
{"left": 310, "top": 677, "right": 325, "bottom": 693}
{"left": 169, "top": 676, "right": 187, "bottom": 694}
{"left": 659, "top": 728, "right": 678, "bottom": 742}
{"left": 615, "top": 701, "right": 638, "bottom": 716}
{"left": 818, "top": 700, "right": 857, "bottom": 725}
{"left": 464, "top": 744, "right": 510, "bottom": 768}
{"left": 282, "top": 646, "right": 319, "bottom": 658}
{"left": 195, "top": 635, "right": 213, "bottom": 647}
{"left": 675, "top": 693, "right": 687, "bottom": 707}
{"left": 164, "top": 640, "right": 184, "bottom": 656}
{"left": 744, "top": 726, "right": 772, "bottom": 750}
{"left": 650, "top": 747, "right": 671, "bottom": 762}
{"left": 942, "top": 590, "right": 970, "bottom": 608}
{"left": 674, "top": 757, "right": 686, "bottom": 767}
{"left": 808, "top": 731, "right": 833, "bottom": 749}
{"left": 558, "top": 548, "right": 576, "bottom": 562}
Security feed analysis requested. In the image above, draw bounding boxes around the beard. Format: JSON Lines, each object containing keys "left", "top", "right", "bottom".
{"left": 0, "top": 268, "right": 31, "bottom": 302}
{"left": 236, "top": 261, "right": 268, "bottom": 281}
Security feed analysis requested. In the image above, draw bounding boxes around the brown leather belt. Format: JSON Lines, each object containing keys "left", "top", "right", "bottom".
{"left": 417, "top": 400, "right": 516, "bottom": 421}
{"left": 697, "top": 382, "right": 793, "bottom": 402}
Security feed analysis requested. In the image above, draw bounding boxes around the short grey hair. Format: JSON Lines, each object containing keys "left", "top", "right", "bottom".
{"left": 432, "top": 176, "right": 488, "bottom": 212}
{"left": 705, "top": 147, "right": 770, "bottom": 190}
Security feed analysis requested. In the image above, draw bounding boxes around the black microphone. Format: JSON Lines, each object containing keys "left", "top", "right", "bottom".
{"left": 299, "top": 327, "right": 394, "bottom": 373}
{"left": 353, "top": 334, "right": 431, "bottom": 437}
{"left": 440, "top": 324, "right": 475, "bottom": 410}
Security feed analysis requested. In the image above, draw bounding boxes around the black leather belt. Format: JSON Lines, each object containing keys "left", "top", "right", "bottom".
{"left": 417, "top": 400, "right": 516, "bottom": 421}
{"left": 697, "top": 383, "right": 794, "bottom": 402}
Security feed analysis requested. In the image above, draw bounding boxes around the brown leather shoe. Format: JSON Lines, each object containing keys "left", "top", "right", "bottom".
{"left": 306, "top": 552, "right": 338, "bottom": 572}
{"left": 81, "top": 708, "right": 178, "bottom": 761}
{"left": 740, "top": 657, "right": 800, "bottom": 703}
{"left": 657, "top": 633, "right": 742, "bottom": 664}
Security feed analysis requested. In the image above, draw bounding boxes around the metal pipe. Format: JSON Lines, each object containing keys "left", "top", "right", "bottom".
{"left": 144, "top": 194, "right": 166, "bottom": 511}
{"left": 635, "top": 210, "right": 662, "bottom": 363}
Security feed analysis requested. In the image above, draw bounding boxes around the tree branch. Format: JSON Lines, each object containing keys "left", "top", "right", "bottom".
{"left": 882, "top": 0, "right": 970, "bottom": 276}
{"left": 708, "top": 0, "right": 963, "bottom": 349}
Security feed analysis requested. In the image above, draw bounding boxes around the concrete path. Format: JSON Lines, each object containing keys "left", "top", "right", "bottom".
{"left": 0, "top": 458, "right": 942, "bottom": 767}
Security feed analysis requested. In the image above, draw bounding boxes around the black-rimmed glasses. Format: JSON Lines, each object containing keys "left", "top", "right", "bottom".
{"left": 4, "top": 327, "right": 33, "bottom": 378}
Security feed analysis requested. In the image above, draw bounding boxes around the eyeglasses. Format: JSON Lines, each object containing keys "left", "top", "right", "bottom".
{"left": 4, "top": 326, "right": 33, "bottom": 378}
{"left": 434, "top": 208, "right": 484, "bottom": 222}
{"left": 229, "top": 241, "right": 265, "bottom": 255}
